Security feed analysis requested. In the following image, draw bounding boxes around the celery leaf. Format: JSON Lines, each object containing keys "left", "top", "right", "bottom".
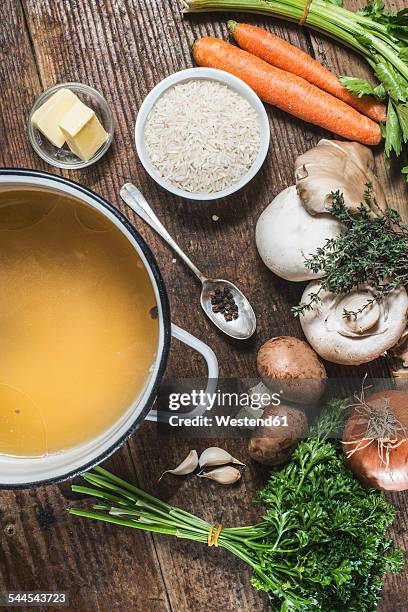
{"left": 339, "top": 75, "right": 376, "bottom": 98}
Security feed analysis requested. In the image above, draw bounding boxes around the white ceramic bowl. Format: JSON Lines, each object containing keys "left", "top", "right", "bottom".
{"left": 135, "top": 68, "right": 270, "bottom": 201}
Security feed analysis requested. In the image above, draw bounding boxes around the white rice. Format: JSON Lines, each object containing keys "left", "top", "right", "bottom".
{"left": 144, "top": 79, "right": 261, "bottom": 194}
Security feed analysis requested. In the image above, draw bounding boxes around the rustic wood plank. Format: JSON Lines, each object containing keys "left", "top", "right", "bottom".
{"left": 0, "top": 0, "right": 407, "bottom": 610}
{"left": 0, "top": 0, "right": 44, "bottom": 168}
{"left": 0, "top": 451, "right": 174, "bottom": 612}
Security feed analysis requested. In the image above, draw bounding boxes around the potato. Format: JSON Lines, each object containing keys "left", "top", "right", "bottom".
{"left": 257, "top": 336, "right": 327, "bottom": 406}
{"left": 248, "top": 404, "right": 308, "bottom": 466}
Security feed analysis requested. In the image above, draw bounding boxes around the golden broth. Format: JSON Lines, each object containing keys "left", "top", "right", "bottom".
{"left": 0, "top": 189, "right": 159, "bottom": 457}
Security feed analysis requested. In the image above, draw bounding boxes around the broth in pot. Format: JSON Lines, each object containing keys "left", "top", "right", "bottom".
{"left": 0, "top": 189, "right": 159, "bottom": 457}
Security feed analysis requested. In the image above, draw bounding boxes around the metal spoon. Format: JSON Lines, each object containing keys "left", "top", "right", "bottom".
{"left": 120, "top": 183, "right": 256, "bottom": 340}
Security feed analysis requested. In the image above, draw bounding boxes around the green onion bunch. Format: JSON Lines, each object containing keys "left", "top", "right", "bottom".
{"left": 70, "top": 400, "right": 403, "bottom": 611}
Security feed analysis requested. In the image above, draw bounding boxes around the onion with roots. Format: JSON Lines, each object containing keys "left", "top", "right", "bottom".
{"left": 343, "top": 390, "right": 408, "bottom": 491}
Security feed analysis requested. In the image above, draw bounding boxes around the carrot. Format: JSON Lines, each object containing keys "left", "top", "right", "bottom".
{"left": 193, "top": 37, "right": 382, "bottom": 146}
{"left": 228, "top": 21, "right": 387, "bottom": 124}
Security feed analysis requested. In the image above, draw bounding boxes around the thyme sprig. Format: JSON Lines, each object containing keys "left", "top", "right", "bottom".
{"left": 292, "top": 191, "right": 408, "bottom": 317}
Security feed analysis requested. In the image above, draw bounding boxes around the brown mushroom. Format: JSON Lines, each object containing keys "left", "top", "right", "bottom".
{"left": 257, "top": 336, "right": 327, "bottom": 405}
{"left": 248, "top": 404, "right": 308, "bottom": 466}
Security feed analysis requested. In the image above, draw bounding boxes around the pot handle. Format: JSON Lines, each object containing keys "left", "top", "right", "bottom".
{"left": 145, "top": 323, "right": 219, "bottom": 423}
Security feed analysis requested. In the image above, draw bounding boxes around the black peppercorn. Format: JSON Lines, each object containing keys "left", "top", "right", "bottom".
{"left": 210, "top": 286, "right": 239, "bottom": 322}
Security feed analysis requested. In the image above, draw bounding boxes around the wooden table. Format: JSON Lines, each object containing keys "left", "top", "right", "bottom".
{"left": 1, "top": 1, "right": 407, "bottom": 610}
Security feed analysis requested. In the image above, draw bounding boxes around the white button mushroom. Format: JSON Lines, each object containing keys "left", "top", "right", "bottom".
{"left": 295, "top": 139, "right": 387, "bottom": 216}
{"left": 255, "top": 186, "right": 343, "bottom": 282}
{"left": 299, "top": 282, "right": 408, "bottom": 365}
{"left": 248, "top": 403, "right": 308, "bottom": 466}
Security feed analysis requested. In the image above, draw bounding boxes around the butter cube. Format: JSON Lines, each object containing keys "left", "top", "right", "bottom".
{"left": 31, "top": 88, "right": 79, "bottom": 148}
{"left": 59, "top": 101, "right": 108, "bottom": 161}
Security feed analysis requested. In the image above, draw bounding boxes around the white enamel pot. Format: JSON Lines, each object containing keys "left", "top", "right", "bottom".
{"left": 0, "top": 169, "right": 218, "bottom": 488}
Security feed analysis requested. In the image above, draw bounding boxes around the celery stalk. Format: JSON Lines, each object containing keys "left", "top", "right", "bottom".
{"left": 183, "top": 0, "right": 408, "bottom": 179}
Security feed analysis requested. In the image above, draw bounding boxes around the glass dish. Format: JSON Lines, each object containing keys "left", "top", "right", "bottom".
{"left": 28, "top": 82, "right": 115, "bottom": 170}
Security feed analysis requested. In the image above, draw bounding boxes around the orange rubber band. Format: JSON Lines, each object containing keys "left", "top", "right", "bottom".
{"left": 208, "top": 524, "right": 223, "bottom": 547}
{"left": 207, "top": 525, "right": 214, "bottom": 546}
{"left": 300, "top": 0, "right": 312, "bottom": 24}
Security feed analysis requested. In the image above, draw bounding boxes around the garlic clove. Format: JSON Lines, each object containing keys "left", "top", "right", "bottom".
{"left": 159, "top": 450, "right": 198, "bottom": 480}
{"left": 198, "top": 446, "right": 245, "bottom": 468}
{"left": 198, "top": 466, "right": 241, "bottom": 485}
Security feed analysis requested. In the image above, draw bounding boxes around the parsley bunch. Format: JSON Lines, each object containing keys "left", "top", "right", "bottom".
{"left": 70, "top": 399, "right": 403, "bottom": 611}
{"left": 292, "top": 191, "right": 408, "bottom": 317}
{"left": 255, "top": 437, "right": 403, "bottom": 610}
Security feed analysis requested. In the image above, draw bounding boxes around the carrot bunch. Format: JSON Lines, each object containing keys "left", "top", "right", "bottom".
{"left": 193, "top": 23, "right": 385, "bottom": 146}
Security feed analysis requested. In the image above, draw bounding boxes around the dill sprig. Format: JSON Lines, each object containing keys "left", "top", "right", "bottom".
{"left": 292, "top": 191, "right": 408, "bottom": 317}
